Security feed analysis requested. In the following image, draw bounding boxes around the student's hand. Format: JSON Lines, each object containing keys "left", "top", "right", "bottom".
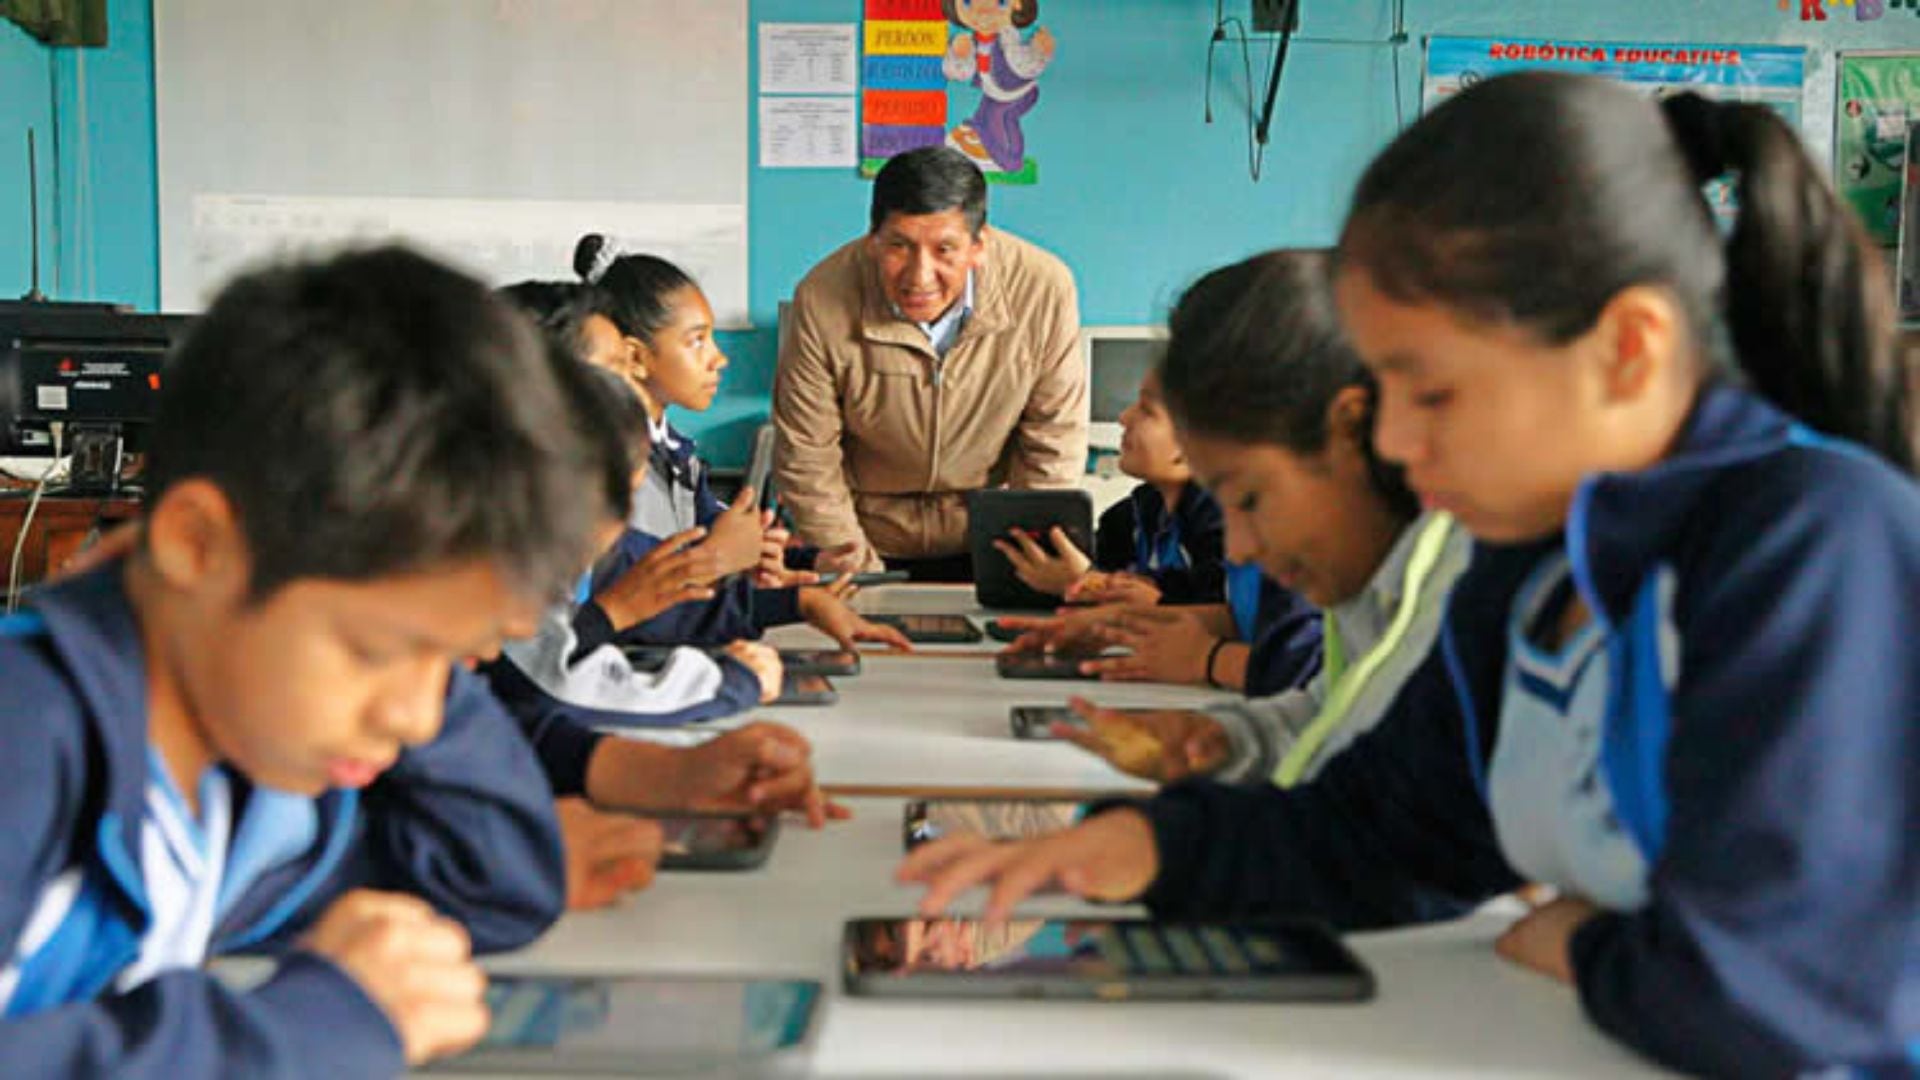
{"left": 1051, "top": 696, "right": 1228, "bottom": 782}
{"left": 50, "top": 520, "right": 139, "bottom": 580}
{"left": 669, "top": 721, "right": 851, "bottom": 828}
{"left": 594, "top": 526, "right": 721, "bottom": 629}
{"left": 1065, "top": 571, "right": 1163, "bottom": 608}
{"left": 1033, "top": 27, "right": 1057, "bottom": 60}
{"left": 813, "top": 541, "right": 870, "bottom": 577}
{"left": 555, "top": 797, "right": 662, "bottom": 910}
{"left": 298, "top": 890, "right": 489, "bottom": 1066}
{"left": 797, "top": 588, "right": 913, "bottom": 653}
{"left": 754, "top": 511, "right": 822, "bottom": 588}
{"left": 1494, "top": 895, "right": 1599, "bottom": 985}
{"left": 997, "top": 603, "right": 1129, "bottom": 656}
{"left": 1080, "top": 606, "right": 1215, "bottom": 686}
{"left": 704, "top": 489, "right": 765, "bottom": 577}
{"left": 896, "top": 809, "right": 1160, "bottom": 920}
{"left": 992, "top": 526, "right": 1092, "bottom": 597}
{"left": 722, "top": 641, "right": 784, "bottom": 703}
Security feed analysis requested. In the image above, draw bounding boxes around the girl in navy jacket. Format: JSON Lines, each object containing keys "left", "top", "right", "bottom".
{"left": 901, "top": 74, "right": 1920, "bottom": 1077}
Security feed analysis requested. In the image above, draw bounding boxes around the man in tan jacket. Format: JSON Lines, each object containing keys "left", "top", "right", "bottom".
{"left": 773, "top": 147, "right": 1087, "bottom": 580}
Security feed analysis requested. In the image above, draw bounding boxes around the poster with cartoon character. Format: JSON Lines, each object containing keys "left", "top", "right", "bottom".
{"left": 1836, "top": 51, "right": 1920, "bottom": 250}
{"left": 941, "top": 0, "right": 1055, "bottom": 183}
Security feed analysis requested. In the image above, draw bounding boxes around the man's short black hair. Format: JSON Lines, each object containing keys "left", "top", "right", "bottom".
{"left": 147, "top": 246, "right": 604, "bottom": 603}
{"left": 868, "top": 147, "right": 988, "bottom": 236}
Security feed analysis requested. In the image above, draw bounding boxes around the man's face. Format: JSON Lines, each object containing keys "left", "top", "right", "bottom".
{"left": 867, "top": 209, "right": 987, "bottom": 324}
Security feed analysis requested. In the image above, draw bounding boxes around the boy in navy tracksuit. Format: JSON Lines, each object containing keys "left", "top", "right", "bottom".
{"left": 0, "top": 248, "right": 589, "bottom": 1074}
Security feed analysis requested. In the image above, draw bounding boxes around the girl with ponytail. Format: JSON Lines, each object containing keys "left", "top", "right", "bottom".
{"left": 899, "top": 73, "right": 1920, "bottom": 1076}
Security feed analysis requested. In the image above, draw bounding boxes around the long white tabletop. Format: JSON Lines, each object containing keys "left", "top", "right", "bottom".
{"left": 476, "top": 586, "right": 1666, "bottom": 1077}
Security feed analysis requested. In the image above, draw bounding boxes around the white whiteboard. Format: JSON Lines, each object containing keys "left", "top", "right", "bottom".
{"left": 154, "top": 0, "right": 750, "bottom": 326}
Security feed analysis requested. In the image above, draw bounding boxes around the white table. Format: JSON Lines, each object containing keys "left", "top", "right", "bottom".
{"left": 498, "top": 587, "right": 1665, "bottom": 1077}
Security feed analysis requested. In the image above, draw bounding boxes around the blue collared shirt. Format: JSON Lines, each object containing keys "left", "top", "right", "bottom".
{"left": 903, "top": 272, "right": 974, "bottom": 359}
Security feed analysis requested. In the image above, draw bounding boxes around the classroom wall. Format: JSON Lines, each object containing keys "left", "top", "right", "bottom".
{"left": 2, "top": 0, "right": 1916, "bottom": 463}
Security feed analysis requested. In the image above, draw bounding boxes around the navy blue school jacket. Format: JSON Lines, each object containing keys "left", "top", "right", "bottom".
{"left": 579, "top": 527, "right": 805, "bottom": 648}
{"left": 1091, "top": 481, "right": 1228, "bottom": 604}
{"left": 0, "top": 564, "right": 566, "bottom": 1077}
{"left": 1116, "top": 385, "right": 1920, "bottom": 1076}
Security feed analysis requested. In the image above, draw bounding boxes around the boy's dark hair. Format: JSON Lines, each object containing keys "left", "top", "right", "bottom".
{"left": 869, "top": 148, "right": 988, "bottom": 237}
{"left": 943, "top": 0, "right": 1038, "bottom": 30}
{"left": 573, "top": 235, "right": 698, "bottom": 347}
{"left": 566, "top": 361, "right": 652, "bottom": 523}
{"left": 1159, "top": 249, "right": 1420, "bottom": 524}
{"left": 1341, "top": 72, "right": 1912, "bottom": 473}
{"left": 146, "top": 246, "right": 605, "bottom": 602}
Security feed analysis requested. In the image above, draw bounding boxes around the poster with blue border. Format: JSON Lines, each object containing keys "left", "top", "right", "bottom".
{"left": 1422, "top": 37, "right": 1808, "bottom": 222}
{"left": 1423, "top": 37, "right": 1808, "bottom": 124}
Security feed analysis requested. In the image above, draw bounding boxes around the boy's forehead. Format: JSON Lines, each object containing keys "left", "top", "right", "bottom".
{"left": 292, "top": 560, "right": 541, "bottom": 643}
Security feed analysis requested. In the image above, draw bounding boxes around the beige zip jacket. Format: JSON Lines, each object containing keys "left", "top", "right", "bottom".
{"left": 772, "top": 227, "right": 1087, "bottom": 568}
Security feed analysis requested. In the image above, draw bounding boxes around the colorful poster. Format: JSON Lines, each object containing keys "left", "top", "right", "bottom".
{"left": 1423, "top": 37, "right": 1808, "bottom": 120}
{"left": 1423, "top": 37, "right": 1807, "bottom": 222}
{"left": 860, "top": 0, "right": 1056, "bottom": 185}
{"left": 1836, "top": 52, "right": 1920, "bottom": 250}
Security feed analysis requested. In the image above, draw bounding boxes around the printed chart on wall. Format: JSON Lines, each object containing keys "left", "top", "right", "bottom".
{"left": 1423, "top": 38, "right": 1807, "bottom": 221}
{"left": 861, "top": 0, "right": 1056, "bottom": 184}
{"left": 1835, "top": 51, "right": 1920, "bottom": 252}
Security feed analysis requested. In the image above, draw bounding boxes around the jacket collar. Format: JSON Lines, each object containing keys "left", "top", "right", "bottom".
{"left": 1567, "top": 382, "right": 1796, "bottom": 629}
{"left": 28, "top": 564, "right": 156, "bottom": 853}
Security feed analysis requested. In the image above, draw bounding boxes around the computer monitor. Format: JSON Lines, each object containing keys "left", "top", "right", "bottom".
{"left": 1081, "top": 326, "right": 1167, "bottom": 452}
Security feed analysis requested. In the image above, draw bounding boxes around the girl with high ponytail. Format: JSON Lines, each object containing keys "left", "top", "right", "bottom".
{"left": 897, "top": 73, "right": 1920, "bottom": 1076}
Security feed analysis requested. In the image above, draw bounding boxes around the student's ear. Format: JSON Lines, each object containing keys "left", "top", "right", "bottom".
{"left": 143, "top": 479, "right": 253, "bottom": 603}
{"left": 1319, "top": 385, "right": 1376, "bottom": 478}
{"left": 624, "top": 336, "right": 653, "bottom": 383}
{"left": 1591, "top": 285, "right": 1681, "bottom": 405}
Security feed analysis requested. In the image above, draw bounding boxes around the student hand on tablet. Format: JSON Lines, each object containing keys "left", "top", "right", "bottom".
{"left": 755, "top": 511, "right": 823, "bottom": 588}
{"left": 1052, "top": 697, "right": 1228, "bottom": 781}
{"left": 813, "top": 541, "right": 870, "bottom": 577}
{"left": 705, "top": 488, "right": 766, "bottom": 576}
{"left": 1064, "top": 571, "right": 1162, "bottom": 608}
{"left": 1080, "top": 606, "right": 1214, "bottom": 685}
{"left": 299, "top": 890, "right": 489, "bottom": 1065}
{"left": 556, "top": 797, "right": 662, "bottom": 910}
{"left": 723, "top": 641, "right": 785, "bottom": 703}
{"left": 672, "top": 722, "right": 850, "bottom": 828}
{"left": 896, "top": 809, "right": 1160, "bottom": 921}
{"left": 1494, "top": 894, "right": 1598, "bottom": 985}
{"left": 595, "top": 527, "right": 721, "bottom": 629}
{"left": 798, "top": 589, "right": 914, "bottom": 652}
{"left": 997, "top": 603, "right": 1128, "bottom": 656}
{"left": 993, "top": 526, "right": 1092, "bottom": 596}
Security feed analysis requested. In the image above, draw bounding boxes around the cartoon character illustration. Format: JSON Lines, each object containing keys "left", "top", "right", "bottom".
{"left": 941, "top": 0, "right": 1055, "bottom": 174}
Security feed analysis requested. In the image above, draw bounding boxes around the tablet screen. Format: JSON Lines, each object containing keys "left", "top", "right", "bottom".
{"left": 440, "top": 976, "right": 820, "bottom": 1074}
{"left": 847, "top": 918, "right": 1335, "bottom": 980}
{"left": 657, "top": 816, "right": 772, "bottom": 856}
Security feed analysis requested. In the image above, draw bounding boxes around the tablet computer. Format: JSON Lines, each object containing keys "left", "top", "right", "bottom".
{"left": 966, "top": 489, "right": 1095, "bottom": 611}
{"left": 744, "top": 424, "right": 778, "bottom": 512}
{"left": 773, "top": 672, "right": 838, "bottom": 706}
{"left": 996, "top": 651, "right": 1101, "bottom": 681}
{"left": 868, "top": 613, "right": 983, "bottom": 645}
{"left": 650, "top": 814, "right": 780, "bottom": 871}
{"left": 779, "top": 649, "right": 862, "bottom": 678}
{"left": 429, "top": 974, "right": 820, "bottom": 1076}
{"left": 843, "top": 917, "right": 1373, "bottom": 1004}
{"left": 903, "top": 798, "right": 1083, "bottom": 850}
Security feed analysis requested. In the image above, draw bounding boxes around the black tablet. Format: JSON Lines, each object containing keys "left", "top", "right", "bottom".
{"left": 651, "top": 814, "right": 780, "bottom": 871}
{"left": 903, "top": 798, "right": 1084, "bottom": 850}
{"left": 779, "top": 649, "right": 862, "bottom": 678}
{"left": 996, "top": 651, "right": 1101, "bottom": 681}
{"left": 966, "top": 489, "right": 1095, "bottom": 610}
{"left": 868, "top": 613, "right": 983, "bottom": 644}
{"left": 429, "top": 975, "right": 820, "bottom": 1075}
{"left": 773, "top": 672, "right": 839, "bottom": 706}
{"left": 843, "top": 917, "right": 1373, "bottom": 1003}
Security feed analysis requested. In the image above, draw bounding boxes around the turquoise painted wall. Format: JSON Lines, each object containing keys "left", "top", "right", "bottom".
{"left": 0, "top": 22, "right": 54, "bottom": 299}
{"left": 3, "top": 0, "right": 1916, "bottom": 462}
